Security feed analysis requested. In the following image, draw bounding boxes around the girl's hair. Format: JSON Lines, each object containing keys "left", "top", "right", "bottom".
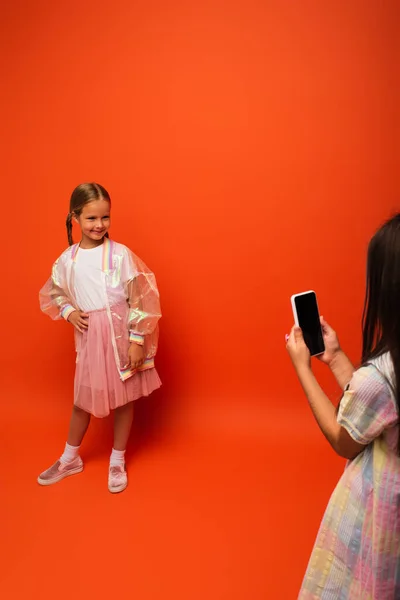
{"left": 66, "top": 182, "right": 111, "bottom": 245}
{"left": 362, "top": 213, "right": 400, "bottom": 452}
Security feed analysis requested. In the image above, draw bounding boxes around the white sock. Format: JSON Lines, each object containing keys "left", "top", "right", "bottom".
{"left": 110, "top": 448, "right": 126, "bottom": 468}
{"left": 60, "top": 442, "right": 80, "bottom": 465}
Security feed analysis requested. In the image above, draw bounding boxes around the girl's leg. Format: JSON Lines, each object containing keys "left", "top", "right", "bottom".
{"left": 37, "top": 406, "right": 90, "bottom": 486}
{"left": 108, "top": 402, "right": 134, "bottom": 494}
{"left": 113, "top": 402, "right": 135, "bottom": 451}
{"left": 67, "top": 405, "right": 91, "bottom": 447}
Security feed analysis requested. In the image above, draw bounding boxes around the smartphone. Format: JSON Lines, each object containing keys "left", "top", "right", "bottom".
{"left": 291, "top": 291, "right": 325, "bottom": 356}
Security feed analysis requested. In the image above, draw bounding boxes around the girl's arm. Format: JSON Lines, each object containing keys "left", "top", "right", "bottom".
{"left": 328, "top": 350, "right": 355, "bottom": 391}
{"left": 125, "top": 252, "right": 161, "bottom": 346}
{"left": 319, "top": 318, "right": 355, "bottom": 390}
{"left": 39, "top": 260, "right": 75, "bottom": 321}
{"left": 287, "top": 327, "right": 365, "bottom": 460}
{"left": 295, "top": 364, "right": 365, "bottom": 459}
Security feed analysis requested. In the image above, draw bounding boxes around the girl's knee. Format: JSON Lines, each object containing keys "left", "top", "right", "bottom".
{"left": 115, "top": 402, "right": 134, "bottom": 414}
{"left": 73, "top": 405, "right": 90, "bottom": 417}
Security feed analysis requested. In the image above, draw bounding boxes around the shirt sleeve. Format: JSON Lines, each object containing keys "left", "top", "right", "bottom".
{"left": 39, "top": 258, "right": 75, "bottom": 321}
{"left": 122, "top": 247, "right": 161, "bottom": 342}
{"left": 337, "top": 365, "right": 398, "bottom": 445}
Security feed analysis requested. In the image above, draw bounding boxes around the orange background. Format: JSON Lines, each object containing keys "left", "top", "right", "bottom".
{"left": 1, "top": 1, "right": 398, "bottom": 598}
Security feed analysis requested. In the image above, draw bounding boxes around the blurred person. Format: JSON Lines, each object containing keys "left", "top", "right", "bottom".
{"left": 287, "top": 214, "right": 400, "bottom": 598}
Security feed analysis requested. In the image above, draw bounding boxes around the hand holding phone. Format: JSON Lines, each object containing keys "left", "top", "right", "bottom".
{"left": 290, "top": 291, "right": 325, "bottom": 357}
{"left": 318, "top": 317, "right": 341, "bottom": 364}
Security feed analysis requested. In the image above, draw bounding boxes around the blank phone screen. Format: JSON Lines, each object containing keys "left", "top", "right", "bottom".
{"left": 294, "top": 292, "right": 325, "bottom": 356}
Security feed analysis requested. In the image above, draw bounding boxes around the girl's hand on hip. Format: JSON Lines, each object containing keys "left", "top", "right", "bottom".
{"left": 286, "top": 325, "right": 311, "bottom": 371}
{"left": 129, "top": 343, "right": 145, "bottom": 370}
{"left": 68, "top": 310, "right": 89, "bottom": 333}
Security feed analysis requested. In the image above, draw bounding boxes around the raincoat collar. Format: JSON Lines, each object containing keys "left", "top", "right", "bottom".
{"left": 71, "top": 237, "right": 113, "bottom": 272}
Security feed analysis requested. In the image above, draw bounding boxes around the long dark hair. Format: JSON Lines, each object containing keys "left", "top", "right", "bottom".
{"left": 362, "top": 213, "right": 400, "bottom": 451}
{"left": 66, "top": 182, "right": 111, "bottom": 245}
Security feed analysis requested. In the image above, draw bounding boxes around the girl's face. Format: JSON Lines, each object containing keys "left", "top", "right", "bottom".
{"left": 75, "top": 199, "right": 111, "bottom": 246}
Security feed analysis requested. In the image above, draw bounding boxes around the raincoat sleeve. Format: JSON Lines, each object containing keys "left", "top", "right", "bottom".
{"left": 39, "top": 257, "right": 76, "bottom": 321}
{"left": 124, "top": 249, "right": 161, "bottom": 345}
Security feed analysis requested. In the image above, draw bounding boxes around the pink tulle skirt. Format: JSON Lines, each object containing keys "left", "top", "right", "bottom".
{"left": 74, "top": 307, "right": 161, "bottom": 418}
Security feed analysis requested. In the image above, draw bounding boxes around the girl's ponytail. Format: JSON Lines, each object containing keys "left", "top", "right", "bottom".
{"left": 66, "top": 213, "right": 73, "bottom": 246}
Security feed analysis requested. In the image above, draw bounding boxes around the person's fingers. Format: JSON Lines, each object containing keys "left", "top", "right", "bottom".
{"left": 287, "top": 325, "right": 297, "bottom": 345}
{"left": 295, "top": 327, "right": 308, "bottom": 348}
{"left": 80, "top": 312, "right": 89, "bottom": 319}
{"left": 293, "top": 326, "right": 304, "bottom": 343}
{"left": 320, "top": 316, "right": 331, "bottom": 333}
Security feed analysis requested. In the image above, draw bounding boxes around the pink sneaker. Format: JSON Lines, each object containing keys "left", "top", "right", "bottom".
{"left": 37, "top": 457, "right": 83, "bottom": 486}
{"left": 108, "top": 465, "right": 128, "bottom": 494}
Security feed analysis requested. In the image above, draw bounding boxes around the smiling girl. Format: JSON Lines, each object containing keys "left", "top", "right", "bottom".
{"left": 38, "top": 183, "right": 161, "bottom": 493}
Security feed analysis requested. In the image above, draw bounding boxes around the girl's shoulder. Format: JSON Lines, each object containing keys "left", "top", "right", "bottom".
{"left": 111, "top": 240, "right": 131, "bottom": 255}
{"left": 362, "top": 353, "right": 395, "bottom": 394}
{"left": 369, "top": 353, "right": 394, "bottom": 381}
{"left": 111, "top": 240, "right": 141, "bottom": 263}
{"left": 53, "top": 244, "right": 78, "bottom": 267}
{"left": 339, "top": 354, "right": 399, "bottom": 445}
{"left": 350, "top": 353, "right": 396, "bottom": 405}
{"left": 110, "top": 240, "right": 153, "bottom": 275}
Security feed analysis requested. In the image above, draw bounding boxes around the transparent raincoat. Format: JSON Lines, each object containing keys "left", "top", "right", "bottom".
{"left": 39, "top": 238, "right": 161, "bottom": 381}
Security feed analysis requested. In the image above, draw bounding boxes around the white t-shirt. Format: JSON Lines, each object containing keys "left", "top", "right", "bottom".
{"left": 74, "top": 245, "right": 107, "bottom": 311}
